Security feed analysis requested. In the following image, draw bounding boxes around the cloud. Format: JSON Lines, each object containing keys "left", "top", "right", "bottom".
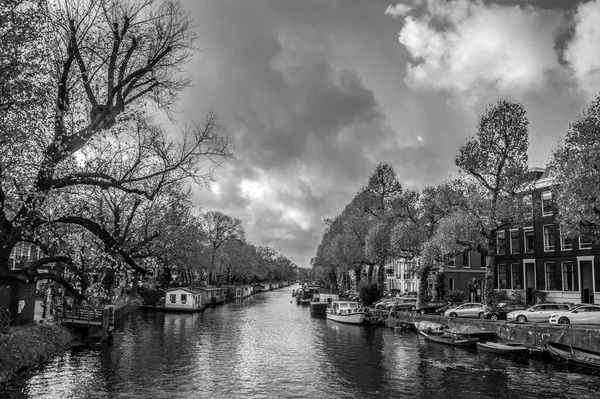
{"left": 564, "top": 0, "right": 600, "bottom": 98}
{"left": 387, "top": 0, "right": 566, "bottom": 106}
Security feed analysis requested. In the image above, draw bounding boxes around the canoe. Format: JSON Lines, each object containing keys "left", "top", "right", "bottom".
{"left": 419, "top": 330, "right": 478, "bottom": 347}
{"left": 546, "top": 342, "right": 600, "bottom": 371}
{"left": 476, "top": 342, "right": 530, "bottom": 356}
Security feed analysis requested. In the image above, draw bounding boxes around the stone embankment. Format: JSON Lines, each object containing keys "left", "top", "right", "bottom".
{"left": 395, "top": 312, "right": 600, "bottom": 351}
{"left": 0, "top": 322, "right": 77, "bottom": 385}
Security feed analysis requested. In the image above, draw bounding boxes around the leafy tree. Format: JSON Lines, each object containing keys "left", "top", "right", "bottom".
{"left": 0, "top": 0, "right": 232, "bottom": 300}
{"left": 453, "top": 99, "right": 531, "bottom": 306}
{"left": 550, "top": 94, "right": 600, "bottom": 242}
{"left": 201, "top": 210, "right": 245, "bottom": 282}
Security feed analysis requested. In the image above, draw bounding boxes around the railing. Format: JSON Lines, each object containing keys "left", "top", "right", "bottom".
{"left": 54, "top": 305, "right": 113, "bottom": 327}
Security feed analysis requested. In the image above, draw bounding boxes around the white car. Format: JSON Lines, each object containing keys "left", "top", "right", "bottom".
{"left": 507, "top": 303, "right": 571, "bottom": 323}
{"left": 444, "top": 302, "right": 485, "bottom": 319}
{"left": 548, "top": 305, "right": 600, "bottom": 325}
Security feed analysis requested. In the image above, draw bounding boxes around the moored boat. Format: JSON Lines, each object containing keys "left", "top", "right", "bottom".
{"left": 476, "top": 341, "right": 530, "bottom": 356}
{"left": 326, "top": 301, "right": 366, "bottom": 324}
{"left": 309, "top": 291, "right": 340, "bottom": 315}
{"left": 419, "top": 330, "right": 479, "bottom": 347}
{"left": 546, "top": 342, "right": 600, "bottom": 371}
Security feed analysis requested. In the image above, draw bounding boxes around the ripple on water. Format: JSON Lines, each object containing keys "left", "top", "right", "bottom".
{"left": 4, "top": 287, "right": 600, "bottom": 399}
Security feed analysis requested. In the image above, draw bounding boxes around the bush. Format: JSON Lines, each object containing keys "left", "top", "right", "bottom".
{"left": 444, "top": 290, "right": 465, "bottom": 303}
{"left": 358, "top": 282, "right": 380, "bottom": 306}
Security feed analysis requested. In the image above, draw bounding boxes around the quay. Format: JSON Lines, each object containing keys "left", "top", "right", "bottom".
{"left": 391, "top": 312, "right": 600, "bottom": 352}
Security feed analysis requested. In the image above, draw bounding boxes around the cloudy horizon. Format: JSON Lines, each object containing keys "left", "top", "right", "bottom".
{"left": 163, "top": 0, "right": 600, "bottom": 269}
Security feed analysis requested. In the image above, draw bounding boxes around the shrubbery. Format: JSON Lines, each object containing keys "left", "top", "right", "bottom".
{"left": 358, "top": 282, "right": 381, "bottom": 306}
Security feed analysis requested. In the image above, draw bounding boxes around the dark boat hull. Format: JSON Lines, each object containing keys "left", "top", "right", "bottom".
{"left": 476, "top": 342, "right": 529, "bottom": 356}
{"left": 419, "top": 330, "right": 478, "bottom": 347}
{"left": 546, "top": 342, "right": 600, "bottom": 371}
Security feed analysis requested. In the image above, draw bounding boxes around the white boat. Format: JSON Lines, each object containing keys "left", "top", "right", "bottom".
{"left": 326, "top": 301, "right": 366, "bottom": 324}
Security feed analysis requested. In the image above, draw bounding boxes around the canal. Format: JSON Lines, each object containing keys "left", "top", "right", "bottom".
{"left": 3, "top": 285, "right": 600, "bottom": 398}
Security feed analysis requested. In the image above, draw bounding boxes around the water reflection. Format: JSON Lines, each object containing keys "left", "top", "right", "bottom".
{"left": 4, "top": 286, "right": 600, "bottom": 399}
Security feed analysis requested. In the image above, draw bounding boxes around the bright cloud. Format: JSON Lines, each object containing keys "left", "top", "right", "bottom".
{"left": 389, "top": 1, "right": 565, "bottom": 105}
{"left": 564, "top": 0, "right": 600, "bottom": 98}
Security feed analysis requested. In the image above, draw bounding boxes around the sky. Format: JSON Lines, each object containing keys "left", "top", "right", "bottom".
{"left": 165, "top": 0, "right": 600, "bottom": 269}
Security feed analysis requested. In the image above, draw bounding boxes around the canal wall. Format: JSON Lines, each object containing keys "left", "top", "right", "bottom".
{"left": 0, "top": 322, "right": 77, "bottom": 385}
{"left": 394, "top": 313, "right": 600, "bottom": 351}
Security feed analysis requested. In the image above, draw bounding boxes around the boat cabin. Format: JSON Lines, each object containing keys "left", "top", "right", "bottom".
{"left": 331, "top": 301, "right": 360, "bottom": 314}
{"left": 164, "top": 287, "right": 205, "bottom": 311}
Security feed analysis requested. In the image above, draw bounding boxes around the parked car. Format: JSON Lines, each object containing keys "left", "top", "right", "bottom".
{"left": 548, "top": 304, "right": 600, "bottom": 325}
{"left": 388, "top": 298, "right": 417, "bottom": 312}
{"left": 483, "top": 302, "right": 528, "bottom": 321}
{"left": 506, "top": 303, "right": 572, "bottom": 323}
{"left": 416, "top": 300, "right": 449, "bottom": 315}
{"left": 435, "top": 302, "right": 459, "bottom": 316}
{"left": 372, "top": 298, "right": 398, "bottom": 310}
{"left": 444, "top": 302, "right": 485, "bottom": 319}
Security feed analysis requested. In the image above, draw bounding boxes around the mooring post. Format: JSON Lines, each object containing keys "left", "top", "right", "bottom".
{"left": 102, "top": 308, "right": 109, "bottom": 341}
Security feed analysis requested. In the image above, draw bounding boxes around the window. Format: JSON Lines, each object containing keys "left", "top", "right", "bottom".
{"left": 522, "top": 195, "right": 533, "bottom": 221}
{"left": 511, "top": 264, "right": 523, "bottom": 289}
{"left": 497, "top": 231, "right": 506, "bottom": 255}
{"left": 498, "top": 264, "right": 507, "bottom": 289}
{"left": 180, "top": 294, "right": 187, "bottom": 303}
{"left": 170, "top": 294, "right": 176, "bottom": 303}
{"left": 481, "top": 253, "right": 487, "bottom": 268}
{"left": 562, "top": 262, "right": 576, "bottom": 291}
{"left": 545, "top": 262, "right": 557, "bottom": 290}
{"left": 447, "top": 252, "right": 455, "bottom": 268}
{"left": 559, "top": 226, "right": 574, "bottom": 251}
{"left": 524, "top": 228, "right": 535, "bottom": 254}
{"left": 542, "top": 191, "right": 553, "bottom": 216}
{"left": 448, "top": 278, "right": 455, "bottom": 291}
{"left": 579, "top": 235, "right": 592, "bottom": 250}
{"left": 462, "top": 251, "right": 470, "bottom": 268}
{"left": 543, "top": 225, "right": 555, "bottom": 251}
{"left": 510, "top": 230, "right": 520, "bottom": 254}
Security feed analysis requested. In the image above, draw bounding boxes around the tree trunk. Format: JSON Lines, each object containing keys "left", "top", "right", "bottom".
{"left": 377, "top": 262, "right": 385, "bottom": 292}
{"left": 484, "top": 240, "right": 496, "bottom": 308}
{"left": 417, "top": 265, "right": 431, "bottom": 310}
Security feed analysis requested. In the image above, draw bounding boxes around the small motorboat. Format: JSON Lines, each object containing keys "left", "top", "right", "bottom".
{"left": 418, "top": 330, "right": 479, "bottom": 347}
{"left": 326, "top": 301, "right": 366, "bottom": 324}
{"left": 476, "top": 341, "right": 530, "bottom": 356}
{"left": 546, "top": 342, "right": 600, "bottom": 371}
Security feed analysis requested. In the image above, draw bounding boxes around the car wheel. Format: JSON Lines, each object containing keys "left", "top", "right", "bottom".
{"left": 516, "top": 315, "right": 527, "bottom": 323}
{"left": 449, "top": 312, "right": 458, "bottom": 318}
{"left": 490, "top": 314, "right": 499, "bottom": 321}
{"left": 420, "top": 310, "right": 426, "bottom": 315}
{"left": 478, "top": 312, "right": 484, "bottom": 319}
{"left": 558, "top": 317, "right": 570, "bottom": 325}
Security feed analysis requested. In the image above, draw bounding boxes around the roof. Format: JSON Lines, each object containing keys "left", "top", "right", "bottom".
{"left": 165, "top": 286, "right": 203, "bottom": 294}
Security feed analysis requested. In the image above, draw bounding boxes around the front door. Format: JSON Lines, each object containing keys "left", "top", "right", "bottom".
{"left": 580, "top": 260, "right": 594, "bottom": 304}
{"left": 525, "top": 262, "right": 535, "bottom": 304}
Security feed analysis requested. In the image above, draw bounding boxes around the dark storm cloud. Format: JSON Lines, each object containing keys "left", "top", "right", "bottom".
{"left": 175, "top": 0, "right": 598, "bottom": 268}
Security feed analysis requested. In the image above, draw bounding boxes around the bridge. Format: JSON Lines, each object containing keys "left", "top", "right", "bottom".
{"left": 54, "top": 305, "right": 115, "bottom": 340}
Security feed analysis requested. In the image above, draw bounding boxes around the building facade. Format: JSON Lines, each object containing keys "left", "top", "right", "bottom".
{"left": 495, "top": 168, "right": 599, "bottom": 305}
{"left": 384, "top": 258, "right": 420, "bottom": 295}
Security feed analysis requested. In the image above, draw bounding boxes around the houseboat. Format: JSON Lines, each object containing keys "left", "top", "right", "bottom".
{"left": 326, "top": 301, "right": 366, "bottom": 324}
{"left": 163, "top": 287, "right": 206, "bottom": 312}
{"left": 309, "top": 290, "right": 339, "bottom": 315}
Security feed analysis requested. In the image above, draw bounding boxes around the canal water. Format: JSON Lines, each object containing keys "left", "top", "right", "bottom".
{"left": 3, "top": 285, "right": 600, "bottom": 398}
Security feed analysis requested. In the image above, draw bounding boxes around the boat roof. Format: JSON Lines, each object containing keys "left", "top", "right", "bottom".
{"left": 165, "top": 287, "right": 204, "bottom": 294}
{"left": 446, "top": 325, "right": 489, "bottom": 335}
